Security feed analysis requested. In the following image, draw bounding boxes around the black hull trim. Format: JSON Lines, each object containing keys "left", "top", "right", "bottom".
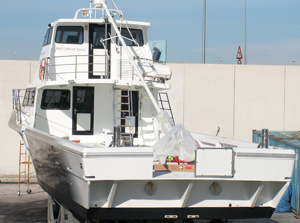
{"left": 88, "top": 207, "right": 275, "bottom": 220}
{"left": 39, "top": 179, "right": 275, "bottom": 221}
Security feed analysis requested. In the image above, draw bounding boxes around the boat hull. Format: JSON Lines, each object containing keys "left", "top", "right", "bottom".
{"left": 39, "top": 178, "right": 276, "bottom": 221}
{"left": 22, "top": 126, "right": 294, "bottom": 221}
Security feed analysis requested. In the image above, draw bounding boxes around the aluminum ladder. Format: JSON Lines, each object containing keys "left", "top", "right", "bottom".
{"left": 113, "top": 87, "right": 134, "bottom": 146}
{"left": 158, "top": 92, "right": 175, "bottom": 125}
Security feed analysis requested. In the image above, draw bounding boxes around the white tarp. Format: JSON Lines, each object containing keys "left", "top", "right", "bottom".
{"left": 153, "top": 124, "right": 198, "bottom": 164}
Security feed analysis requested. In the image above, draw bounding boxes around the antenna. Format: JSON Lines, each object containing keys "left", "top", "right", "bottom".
{"left": 90, "top": 0, "right": 92, "bottom": 8}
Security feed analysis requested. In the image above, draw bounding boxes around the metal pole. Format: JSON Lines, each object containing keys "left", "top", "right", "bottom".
{"left": 244, "top": 0, "right": 247, "bottom": 64}
{"left": 264, "top": 49, "right": 268, "bottom": 65}
{"left": 89, "top": 0, "right": 92, "bottom": 19}
{"left": 261, "top": 129, "right": 269, "bottom": 149}
{"left": 202, "top": 0, "right": 206, "bottom": 64}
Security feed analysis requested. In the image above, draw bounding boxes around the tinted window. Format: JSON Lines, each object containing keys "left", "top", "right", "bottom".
{"left": 55, "top": 26, "right": 83, "bottom": 44}
{"left": 117, "top": 29, "right": 144, "bottom": 46}
{"left": 41, "top": 90, "right": 70, "bottom": 110}
{"left": 92, "top": 26, "right": 106, "bottom": 48}
{"left": 43, "top": 27, "right": 53, "bottom": 46}
{"left": 23, "top": 88, "right": 36, "bottom": 107}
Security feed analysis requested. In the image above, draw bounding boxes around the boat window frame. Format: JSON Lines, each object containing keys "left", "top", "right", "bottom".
{"left": 117, "top": 28, "right": 144, "bottom": 47}
{"left": 22, "top": 88, "right": 36, "bottom": 107}
{"left": 41, "top": 89, "right": 71, "bottom": 110}
{"left": 43, "top": 27, "right": 53, "bottom": 46}
{"left": 55, "top": 26, "right": 84, "bottom": 45}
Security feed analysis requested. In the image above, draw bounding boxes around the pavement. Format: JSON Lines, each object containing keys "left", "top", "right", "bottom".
{"left": 0, "top": 183, "right": 299, "bottom": 223}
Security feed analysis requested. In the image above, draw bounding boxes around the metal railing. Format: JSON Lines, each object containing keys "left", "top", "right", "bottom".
{"left": 12, "top": 89, "right": 25, "bottom": 124}
{"left": 43, "top": 54, "right": 112, "bottom": 81}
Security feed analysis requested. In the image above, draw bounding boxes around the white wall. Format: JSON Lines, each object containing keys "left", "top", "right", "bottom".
{"left": 0, "top": 60, "right": 37, "bottom": 180}
{"left": 168, "top": 63, "right": 300, "bottom": 142}
{"left": 2, "top": 60, "right": 300, "bottom": 179}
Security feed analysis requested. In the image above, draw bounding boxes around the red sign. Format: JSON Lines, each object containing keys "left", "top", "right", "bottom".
{"left": 236, "top": 46, "right": 243, "bottom": 64}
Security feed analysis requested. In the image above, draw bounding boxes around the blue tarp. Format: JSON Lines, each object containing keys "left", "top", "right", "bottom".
{"left": 253, "top": 130, "right": 300, "bottom": 214}
{"left": 275, "top": 185, "right": 292, "bottom": 213}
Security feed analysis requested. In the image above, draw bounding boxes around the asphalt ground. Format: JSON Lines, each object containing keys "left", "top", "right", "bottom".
{"left": 0, "top": 183, "right": 299, "bottom": 223}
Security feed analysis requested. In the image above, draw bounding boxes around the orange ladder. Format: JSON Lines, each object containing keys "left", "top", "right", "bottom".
{"left": 18, "top": 141, "right": 33, "bottom": 196}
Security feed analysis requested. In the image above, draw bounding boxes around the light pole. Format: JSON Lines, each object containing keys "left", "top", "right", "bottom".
{"left": 13, "top": 52, "right": 17, "bottom": 60}
{"left": 202, "top": 0, "right": 206, "bottom": 64}
{"left": 244, "top": 0, "right": 247, "bottom": 64}
{"left": 264, "top": 49, "right": 268, "bottom": 65}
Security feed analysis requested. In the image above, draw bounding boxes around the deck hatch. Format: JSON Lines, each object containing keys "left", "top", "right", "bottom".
{"left": 195, "top": 148, "right": 234, "bottom": 177}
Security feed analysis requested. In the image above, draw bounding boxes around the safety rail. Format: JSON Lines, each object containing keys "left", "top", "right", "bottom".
{"left": 42, "top": 55, "right": 112, "bottom": 81}
{"left": 74, "top": 0, "right": 123, "bottom": 20}
{"left": 12, "top": 89, "right": 25, "bottom": 124}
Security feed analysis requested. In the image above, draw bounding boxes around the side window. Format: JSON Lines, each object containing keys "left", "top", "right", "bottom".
{"left": 23, "top": 88, "right": 36, "bottom": 107}
{"left": 43, "top": 27, "right": 53, "bottom": 46}
{"left": 117, "top": 29, "right": 144, "bottom": 46}
{"left": 41, "top": 90, "right": 70, "bottom": 110}
{"left": 55, "top": 26, "right": 83, "bottom": 44}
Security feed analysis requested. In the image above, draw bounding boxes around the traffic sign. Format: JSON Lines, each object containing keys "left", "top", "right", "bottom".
{"left": 236, "top": 46, "right": 243, "bottom": 64}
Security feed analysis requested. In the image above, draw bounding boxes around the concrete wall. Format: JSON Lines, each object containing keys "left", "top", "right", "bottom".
{"left": 167, "top": 63, "right": 300, "bottom": 141}
{"left": 0, "top": 60, "right": 37, "bottom": 180}
{"left": 1, "top": 60, "right": 300, "bottom": 179}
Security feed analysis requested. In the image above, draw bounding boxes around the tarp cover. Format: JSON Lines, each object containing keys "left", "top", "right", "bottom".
{"left": 153, "top": 124, "right": 198, "bottom": 164}
{"left": 157, "top": 110, "right": 174, "bottom": 134}
{"left": 275, "top": 185, "right": 292, "bottom": 213}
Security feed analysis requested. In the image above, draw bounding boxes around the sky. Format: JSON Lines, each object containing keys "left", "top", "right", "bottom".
{"left": 0, "top": 0, "right": 300, "bottom": 65}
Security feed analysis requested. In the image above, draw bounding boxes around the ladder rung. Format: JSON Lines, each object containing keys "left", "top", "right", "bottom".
{"left": 22, "top": 162, "right": 32, "bottom": 165}
{"left": 114, "top": 88, "right": 129, "bottom": 91}
{"left": 118, "top": 125, "right": 131, "bottom": 127}
{"left": 115, "top": 102, "right": 129, "bottom": 105}
{"left": 116, "top": 110, "right": 130, "bottom": 112}
{"left": 115, "top": 95, "right": 129, "bottom": 97}
{"left": 116, "top": 118, "right": 131, "bottom": 120}
{"left": 159, "top": 100, "right": 169, "bottom": 102}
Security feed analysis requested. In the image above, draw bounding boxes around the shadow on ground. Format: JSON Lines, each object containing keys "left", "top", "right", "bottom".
{"left": 0, "top": 200, "right": 47, "bottom": 223}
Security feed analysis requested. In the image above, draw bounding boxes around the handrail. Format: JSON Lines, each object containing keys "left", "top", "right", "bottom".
{"left": 45, "top": 54, "right": 111, "bottom": 81}
{"left": 12, "top": 89, "right": 25, "bottom": 124}
{"left": 74, "top": 7, "right": 123, "bottom": 19}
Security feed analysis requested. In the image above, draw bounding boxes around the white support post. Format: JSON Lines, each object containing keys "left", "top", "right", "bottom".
{"left": 47, "top": 194, "right": 81, "bottom": 223}
{"left": 180, "top": 181, "right": 194, "bottom": 207}
{"left": 249, "top": 184, "right": 264, "bottom": 207}
{"left": 47, "top": 195, "right": 55, "bottom": 223}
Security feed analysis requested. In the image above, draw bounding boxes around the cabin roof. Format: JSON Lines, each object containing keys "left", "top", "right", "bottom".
{"left": 50, "top": 19, "right": 151, "bottom": 29}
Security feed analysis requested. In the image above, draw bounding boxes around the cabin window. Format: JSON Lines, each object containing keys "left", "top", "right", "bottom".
{"left": 43, "top": 27, "right": 53, "bottom": 46}
{"left": 117, "top": 29, "right": 144, "bottom": 46}
{"left": 41, "top": 90, "right": 70, "bottom": 110}
{"left": 55, "top": 26, "right": 83, "bottom": 44}
{"left": 23, "top": 88, "right": 36, "bottom": 107}
{"left": 91, "top": 26, "right": 106, "bottom": 49}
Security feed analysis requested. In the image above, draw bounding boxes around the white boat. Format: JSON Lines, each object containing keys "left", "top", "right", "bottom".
{"left": 9, "top": 1, "right": 295, "bottom": 222}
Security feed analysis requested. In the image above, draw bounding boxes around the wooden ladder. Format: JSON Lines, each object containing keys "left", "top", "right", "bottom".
{"left": 18, "top": 141, "right": 33, "bottom": 196}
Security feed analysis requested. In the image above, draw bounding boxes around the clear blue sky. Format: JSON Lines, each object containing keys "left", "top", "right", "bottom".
{"left": 1, "top": 0, "right": 300, "bottom": 65}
